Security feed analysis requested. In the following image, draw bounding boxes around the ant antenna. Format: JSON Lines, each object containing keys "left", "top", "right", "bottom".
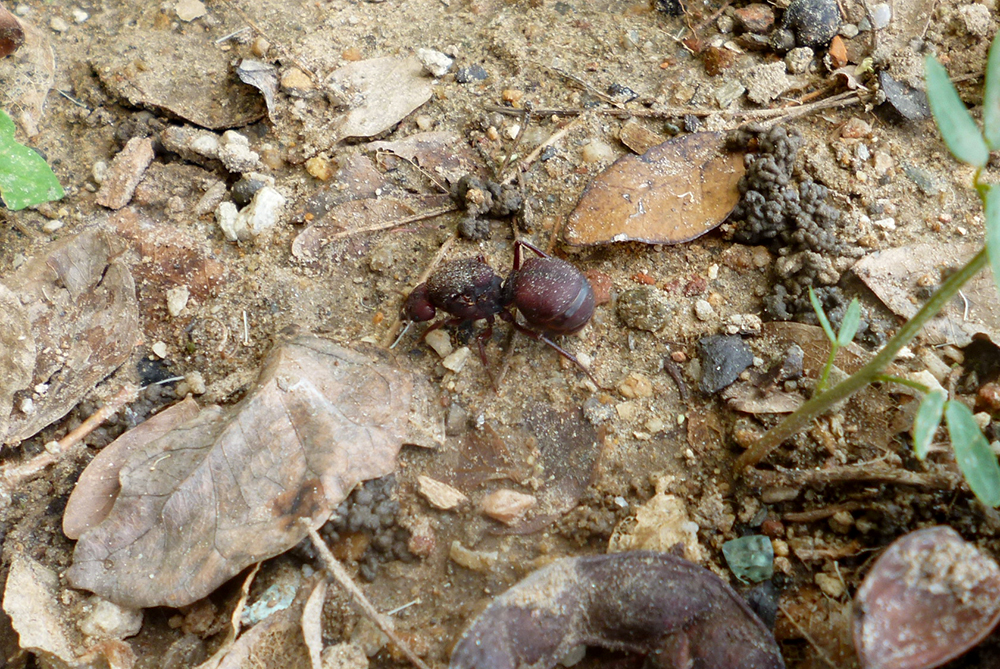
{"left": 389, "top": 321, "right": 413, "bottom": 349}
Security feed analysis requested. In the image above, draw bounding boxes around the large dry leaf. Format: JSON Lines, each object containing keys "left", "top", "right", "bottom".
{"left": 853, "top": 243, "right": 1000, "bottom": 346}
{"left": 0, "top": 228, "right": 139, "bottom": 446}
{"left": 565, "top": 132, "right": 745, "bottom": 246}
{"left": 92, "top": 29, "right": 265, "bottom": 129}
{"left": 327, "top": 56, "right": 432, "bottom": 140}
{"left": 67, "top": 334, "right": 427, "bottom": 608}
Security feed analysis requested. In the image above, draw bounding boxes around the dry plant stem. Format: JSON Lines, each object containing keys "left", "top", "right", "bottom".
{"left": 301, "top": 521, "right": 432, "bottom": 669}
{"left": 381, "top": 233, "right": 457, "bottom": 347}
{"left": 0, "top": 384, "right": 138, "bottom": 492}
{"left": 329, "top": 204, "right": 459, "bottom": 241}
{"left": 485, "top": 90, "right": 861, "bottom": 122}
{"left": 736, "top": 247, "right": 989, "bottom": 474}
{"left": 500, "top": 117, "right": 583, "bottom": 186}
{"left": 745, "top": 462, "right": 961, "bottom": 495}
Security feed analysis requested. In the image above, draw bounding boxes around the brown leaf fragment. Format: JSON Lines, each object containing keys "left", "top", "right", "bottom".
{"left": 92, "top": 29, "right": 265, "bottom": 129}
{"left": 449, "top": 551, "right": 785, "bottom": 669}
{"left": 291, "top": 198, "right": 416, "bottom": 261}
{"left": 0, "top": 4, "right": 24, "bottom": 58}
{"left": 369, "top": 131, "right": 486, "bottom": 185}
{"left": 618, "top": 120, "right": 664, "bottom": 155}
{"left": 63, "top": 396, "right": 202, "bottom": 540}
{"left": 95, "top": 137, "right": 155, "bottom": 210}
{"left": 327, "top": 56, "right": 433, "bottom": 141}
{"left": 565, "top": 132, "right": 745, "bottom": 246}
{"left": 67, "top": 334, "right": 422, "bottom": 608}
{"left": 853, "top": 243, "right": 1000, "bottom": 346}
{"left": 0, "top": 228, "right": 139, "bottom": 446}
{"left": 0, "top": 283, "right": 35, "bottom": 443}
{"left": 0, "top": 16, "right": 53, "bottom": 136}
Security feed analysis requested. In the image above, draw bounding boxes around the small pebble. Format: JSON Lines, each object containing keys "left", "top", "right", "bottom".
{"left": 151, "top": 342, "right": 169, "bottom": 359}
{"left": 424, "top": 329, "right": 453, "bottom": 358}
{"left": 781, "top": 0, "right": 841, "bottom": 48}
{"left": 175, "top": 0, "right": 206, "bottom": 21}
{"left": 693, "top": 299, "right": 716, "bottom": 321}
{"left": 49, "top": 16, "right": 69, "bottom": 32}
{"left": 449, "top": 541, "right": 497, "bottom": 571}
{"left": 305, "top": 156, "right": 333, "bottom": 181}
{"left": 785, "top": 47, "right": 813, "bottom": 74}
{"left": 455, "top": 64, "right": 488, "bottom": 83}
{"left": 581, "top": 140, "right": 615, "bottom": 164}
{"left": 481, "top": 489, "right": 537, "bottom": 525}
{"left": 77, "top": 597, "right": 143, "bottom": 639}
{"left": 617, "top": 286, "right": 672, "bottom": 332}
{"left": 618, "top": 372, "right": 654, "bottom": 399}
{"left": 251, "top": 36, "right": 270, "bottom": 57}
{"left": 416, "top": 48, "right": 453, "bottom": 77}
{"left": 869, "top": 3, "right": 891, "bottom": 30}
{"left": 166, "top": 285, "right": 190, "bottom": 317}
{"left": 698, "top": 334, "right": 753, "bottom": 393}
{"left": 815, "top": 573, "right": 845, "bottom": 599}
{"left": 71, "top": 7, "right": 89, "bottom": 22}
{"left": 417, "top": 475, "right": 467, "bottom": 510}
{"left": 442, "top": 346, "right": 471, "bottom": 372}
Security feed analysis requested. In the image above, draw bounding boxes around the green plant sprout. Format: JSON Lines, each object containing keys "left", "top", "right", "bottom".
{"left": 737, "top": 33, "right": 1000, "bottom": 507}
{"left": 0, "top": 108, "right": 64, "bottom": 211}
{"left": 808, "top": 287, "right": 861, "bottom": 394}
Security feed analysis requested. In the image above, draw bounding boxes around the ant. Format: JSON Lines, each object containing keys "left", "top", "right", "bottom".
{"left": 399, "top": 240, "right": 597, "bottom": 386}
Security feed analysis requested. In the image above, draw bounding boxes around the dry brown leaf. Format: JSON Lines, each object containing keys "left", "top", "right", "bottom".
{"left": 0, "top": 228, "right": 139, "bottom": 446}
{"left": 301, "top": 579, "right": 328, "bottom": 669}
{"left": 92, "top": 29, "right": 265, "bottom": 130}
{"left": 327, "top": 56, "right": 432, "bottom": 141}
{"left": 565, "top": 132, "right": 745, "bottom": 246}
{"left": 292, "top": 198, "right": 416, "bottom": 261}
{"left": 369, "top": 131, "right": 486, "bottom": 184}
{"left": 853, "top": 243, "right": 1000, "bottom": 346}
{"left": 63, "top": 396, "right": 202, "bottom": 540}
{"left": 67, "top": 333, "right": 427, "bottom": 608}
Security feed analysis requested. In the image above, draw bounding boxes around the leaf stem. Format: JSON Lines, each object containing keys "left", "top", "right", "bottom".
{"left": 735, "top": 247, "right": 990, "bottom": 475}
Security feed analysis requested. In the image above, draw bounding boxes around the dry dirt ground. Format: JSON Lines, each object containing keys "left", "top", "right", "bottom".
{"left": 3, "top": 0, "right": 1000, "bottom": 667}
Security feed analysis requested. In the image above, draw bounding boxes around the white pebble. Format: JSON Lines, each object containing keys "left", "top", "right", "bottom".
{"left": 442, "top": 347, "right": 471, "bottom": 372}
{"left": 581, "top": 140, "right": 615, "bottom": 164}
{"left": 151, "top": 342, "right": 169, "bottom": 359}
{"left": 424, "top": 329, "right": 453, "bottom": 358}
{"left": 166, "top": 285, "right": 190, "bottom": 317}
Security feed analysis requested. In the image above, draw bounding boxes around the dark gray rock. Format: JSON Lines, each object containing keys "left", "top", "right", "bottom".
{"left": 699, "top": 335, "right": 753, "bottom": 393}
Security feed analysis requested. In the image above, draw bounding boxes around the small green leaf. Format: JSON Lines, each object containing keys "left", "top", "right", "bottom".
{"left": 925, "top": 55, "right": 990, "bottom": 168}
{"left": 912, "top": 389, "right": 946, "bottom": 460}
{"left": 984, "top": 33, "right": 1000, "bottom": 150}
{"left": 947, "top": 400, "right": 1000, "bottom": 507}
{"left": 0, "top": 109, "right": 64, "bottom": 211}
{"left": 809, "top": 287, "right": 836, "bottom": 344}
{"left": 986, "top": 184, "right": 1000, "bottom": 297}
{"left": 836, "top": 298, "right": 861, "bottom": 347}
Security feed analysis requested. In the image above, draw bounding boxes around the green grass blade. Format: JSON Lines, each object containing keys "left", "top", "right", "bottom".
{"left": 946, "top": 400, "right": 1000, "bottom": 506}
{"left": 809, "top": 287, "right": 836, "bottom": 343}
{"left": 836, "top": 298, "right": 861, "bottom": 347}
{"left": 987, "top": 184, "right": 1000, "bottom": 296}
{"left": 912, "top": 389, "right": 946, "bottom": 460}
{"left": 984, "top": 33, "right": 1000, "bottom": 149}
{"left": 925, "top": 55, "right": 990, "bottom": 168}
{"left": 0, "top": 109, "right": 64, "bottom": 210}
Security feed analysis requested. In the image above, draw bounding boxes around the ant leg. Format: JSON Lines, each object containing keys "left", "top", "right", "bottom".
{"left": 505, "top": 316, "right": 601, "bottom": 388}
{"left": 418, "top": 317, "right": 463, "bottom": 342}
{"left": 476, "top": 315, "right": 498, "bottom": 389}
{"left": 512, "top": 239, "right": 551, "bottom": 271}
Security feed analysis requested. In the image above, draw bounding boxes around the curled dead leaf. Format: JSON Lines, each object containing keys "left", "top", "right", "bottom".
{"left": 565, "top": 132, "right": 745, "bottom": 246}
{"left": 67, "top": 333, "right": 432, "bottom": 608}
{"left": 0, "top": 4, "right": 24, "bottom": 58}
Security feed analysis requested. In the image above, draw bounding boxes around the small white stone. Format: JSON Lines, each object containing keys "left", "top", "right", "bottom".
{"left": 184, "top": 371, "right": 206, "bottom": 395}
{"left": 166, "top": 285, "right": 190, "bottom": 317}
{"left": 581, "top": 140, "right": 615, "bottom": 164}
{"left": 49, "top": 16, "right": 69, "bottom": 32}
{"left": 216, "top": 201, "right": 242, "bottom": 241}
{"left": 175, "top": 0, "right": 207, "bottom": 21}
{"left": 71, "top": 8, "right": 89, "bottom": 23}
{"left": 92, "top": 160, "right": 108, "bottom": 184}
{"left": 151, "top": 342, "right": 169, "bottom": 359}
{"left": 707, "top": 264, "right": 719, "bottom": 279}
{"left": 449, "top": 541, "right": 498, "bottom": 571}
{"left": 442, "top": 346, "right": 471, "bottom": 372}
{"left": 423, "top": 329, "right": 453, "bottom": 358}
{"left": 218, "top": 131, "right": 261, "bottom": 172}
{"left": 417, "top": 476, "right": 467, "bottom": 510}
{"left": 77, "top": 596, "right": 143, "bottom": 640}
{"left": 416, "top": 48, "right": 453, "bottom": 77}
{"left": 872, "top": 217, "right": 896, "bottom": 230}
{"left": 234, "top": 186, "right": 286, "bottom": 238}
{"left": 42, "top": 220, "right": 64, "bottom": 233}
{"left": 693, "top": 299, "right": 715, "bottom": 321}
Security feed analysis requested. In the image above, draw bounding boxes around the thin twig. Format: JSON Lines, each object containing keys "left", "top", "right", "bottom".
{"left": 381, "top": 233, "right": 458, "bottom": 347}
{"left": 744, "top": 462, "right": 961, "bottom": 497}
{"left": 500, "top": 117, "right": 583, "bottom": 186}
{"left": 0, "top": 384, "right": 138, "bottom": 492}
{"left": 302, "top": 520, "right": 431, "bottom": 669}
{"left": 484, "top": 90, "right": 863, "bottom": 122}
{"left": 328, "top": 205, "right": 458, "bottom": 241}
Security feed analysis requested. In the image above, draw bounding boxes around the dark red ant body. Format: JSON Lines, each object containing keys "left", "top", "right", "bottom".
{"left": 402, "top": 241, "right": 596, "bottom": 384}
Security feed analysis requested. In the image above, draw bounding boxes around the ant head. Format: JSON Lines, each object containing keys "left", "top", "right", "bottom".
{"left": 403, "top": 283, "right": 436, "bottom": 322}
